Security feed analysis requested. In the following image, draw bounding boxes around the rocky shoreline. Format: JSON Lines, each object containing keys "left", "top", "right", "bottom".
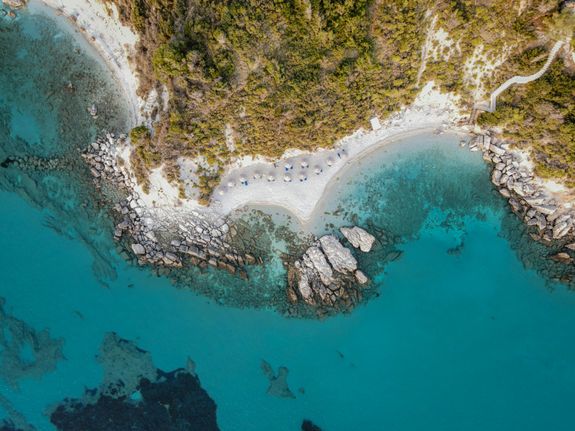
{"left": 82, "top": 134, "right": 378, "bottom": 315}
{"left": 83, "top": 134, "right": 260, "bottom": 279}
{"left": 469, "top": 132, "right": 575, "bottom": 263}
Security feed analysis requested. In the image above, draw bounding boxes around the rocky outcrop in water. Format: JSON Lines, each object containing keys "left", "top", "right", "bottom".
{"left": 287, "top": 233, "right": 372, "bottom": 314}
{"left": 50, "top": 333, "right": 219, "bottom": 431}
{"left": 0, "top": 392, "right": 36, "bottom": 431}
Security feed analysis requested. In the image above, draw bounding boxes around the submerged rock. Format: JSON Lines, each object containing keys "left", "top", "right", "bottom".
{"left": 97, "top": 333, "right": 157, "bottom": 398}
{"left": 301, "top": 420, "right": 323, "bottom": 431}
{"left": 340, "top": 226, "right": 376, "bottom": 252}
{"left": 550, "top": 252, "right": 573, "bottom": 264}
{"left": 0, "top": 298, "right": 64, "bottom": 388}
{"left": 50, "top": 333, "right": 219, "bottom": 431}
{"left": 261, "top": 360, "right": 295, "bottom": 399}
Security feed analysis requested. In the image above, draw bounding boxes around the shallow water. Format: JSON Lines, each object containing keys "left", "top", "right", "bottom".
{"left": 2, "top": 4, "right": 575, "bottom": 431}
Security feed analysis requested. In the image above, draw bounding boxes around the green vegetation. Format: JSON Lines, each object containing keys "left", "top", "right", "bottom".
{"left": 479, "top": 60, "right": 575, "bottom": 185}
{"left": 129, "top": 124, "right": 158, "bottom": 192}
{"left": 107, "top": 0, "right": 570, "bottom": 199}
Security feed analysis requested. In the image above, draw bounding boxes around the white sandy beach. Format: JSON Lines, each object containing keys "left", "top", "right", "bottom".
{"left": 212, "top": 84, "right": 465, "bottom": 223}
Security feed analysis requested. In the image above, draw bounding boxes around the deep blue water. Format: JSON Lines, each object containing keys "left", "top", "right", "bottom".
{"left": 2, "top": 4, "right": 575, "bottom": 431}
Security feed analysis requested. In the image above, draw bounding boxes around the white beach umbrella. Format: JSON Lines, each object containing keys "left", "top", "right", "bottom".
{"left": 267, "top": 175, "right": 276, "bottom": 182}
{"left": 314, "top": 166, "right": 322, "bottom": 175}
{"left": 284, "top": 163, "right": 292, "bottom": 171}
{"left": 326, "top": 157, "right": 334, "bottom": 166}
{"left": 284, "top": 174, "right": 292, "bottom": 182}
{"left": 218, "top": 189, "right": 225, "bottom": 196}
{"left": 253, "top": 171, "right": 262, "bottom": 179}
{"left": 227, "top": 180, "right": 236, "bottom": 188}
{"left": 298, "top": 173, "right": 306, "bottom": 182}
{"left": 239, "top": 175, "right": 247, "bottom": 183}
{"left": 300, "top": 160, "right": 309, "bottom": 168}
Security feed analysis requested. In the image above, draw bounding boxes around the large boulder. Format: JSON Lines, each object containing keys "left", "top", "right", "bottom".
{"left": 553, "top": 221, "right": 571, "bottom": 239}
{"left": 340, "top": 226, "right": 376, "bottom": 252}
{"left": 319, "top": 235, "right": 357, "bottom": 274}
{"left": 304, "top": 247, "right": 333, "bottom": 285}
{"left": 131, "top": 243, "right": 146, "bottom": 255}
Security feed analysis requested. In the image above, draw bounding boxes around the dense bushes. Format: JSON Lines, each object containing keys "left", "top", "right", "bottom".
{"left": 106, "top": 0, "right": 570, "bottom": 200}
{"left": 479, "top": 61, "right": 575, "bottom": 185}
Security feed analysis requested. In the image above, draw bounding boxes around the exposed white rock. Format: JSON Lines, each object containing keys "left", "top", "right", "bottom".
{"left": 490, "top": 145, "right": 506, "bottom": 156}
{"left": 304, "top": 247, "right": 334, "bottom": 286}
{"left": 355, "top": 270, "right": 368, "bottom": 285}
{"left": 553, "top": 221, "right": 571, "bottom": 239}
{"left": 295, "top": 264, "right": 314, "bottom": 304}
{"left": 340, "top": 227, "right": 376, "bottom": 252}
{"left": 319, "top": 235, "right": 357, "bottom": 274}
{"left": 131, "top": 243, "right": 145, "bottom": 255}
{"left": 533, "top": 204, "right": 557, "bottom": 216}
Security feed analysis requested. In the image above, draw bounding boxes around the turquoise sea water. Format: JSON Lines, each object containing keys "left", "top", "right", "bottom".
{"left": 2, "top": 4, "right": 575, "bottom": 431}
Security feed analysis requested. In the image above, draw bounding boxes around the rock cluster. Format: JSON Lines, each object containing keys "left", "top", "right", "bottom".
{"left": 83, "top": 134, "right": 258, "bottom": 278}
{"left": 287, "top": 233, "right": 371, "bottom": 312}
{"left": 1, "top": 156, "right": 64, "bottom": 172}
{"left": 470, "top": 132, "right": 575, "bottom": 257}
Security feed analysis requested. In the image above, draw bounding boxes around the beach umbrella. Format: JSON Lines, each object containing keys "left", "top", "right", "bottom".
{"left": 284, "top": 174, "right": 292, "bottom": 182}
{"left": 218, "top": 189, "right": 225, "bottom": 196}
{"left": 253, "top": 171, "right": 262, "bottom": 179}
{"left": 267, "top": 175, "right": 276, "bottom": 182}
{"left": 314, "top": 166, "right": 322, "bottom": 175}
{"left": 239, "top": 175, "right": 247, "bottom": 183}
{"left": 227, "top": 180, "right": 236, "bottom": 188}
{"left": 326, "top": 158, "right": 334, "bottom": 166}
{"left": 298, "top": 173, "right": 306, "bottom": 182}
{"left": 300, "top": 160, "right": 309, "bottom": 168}
{"left": 284, "top": 163, "right": 292, "bottom": 171}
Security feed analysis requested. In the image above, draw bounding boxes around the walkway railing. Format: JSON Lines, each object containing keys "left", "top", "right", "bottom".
{"left": 475, "top": 40, "right": 565, "bottom": 113}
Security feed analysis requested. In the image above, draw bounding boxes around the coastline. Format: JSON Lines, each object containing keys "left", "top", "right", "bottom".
{"left": 16, "top": 0, "right": 470, "bottom": 229}
{"left": 131, "top": 82, "right": 466, "bottom": 225}
{"left": 27, "top": 0, "right": 144, "bottom": 127}
{"left": 213, "top": 82, "right": 465, "bottom": 223}
{"left": 16, "top": 0, "right": 575, "bottom": 269}
{"left": 231, "top": 127, "right": 462, "bottom": 228}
